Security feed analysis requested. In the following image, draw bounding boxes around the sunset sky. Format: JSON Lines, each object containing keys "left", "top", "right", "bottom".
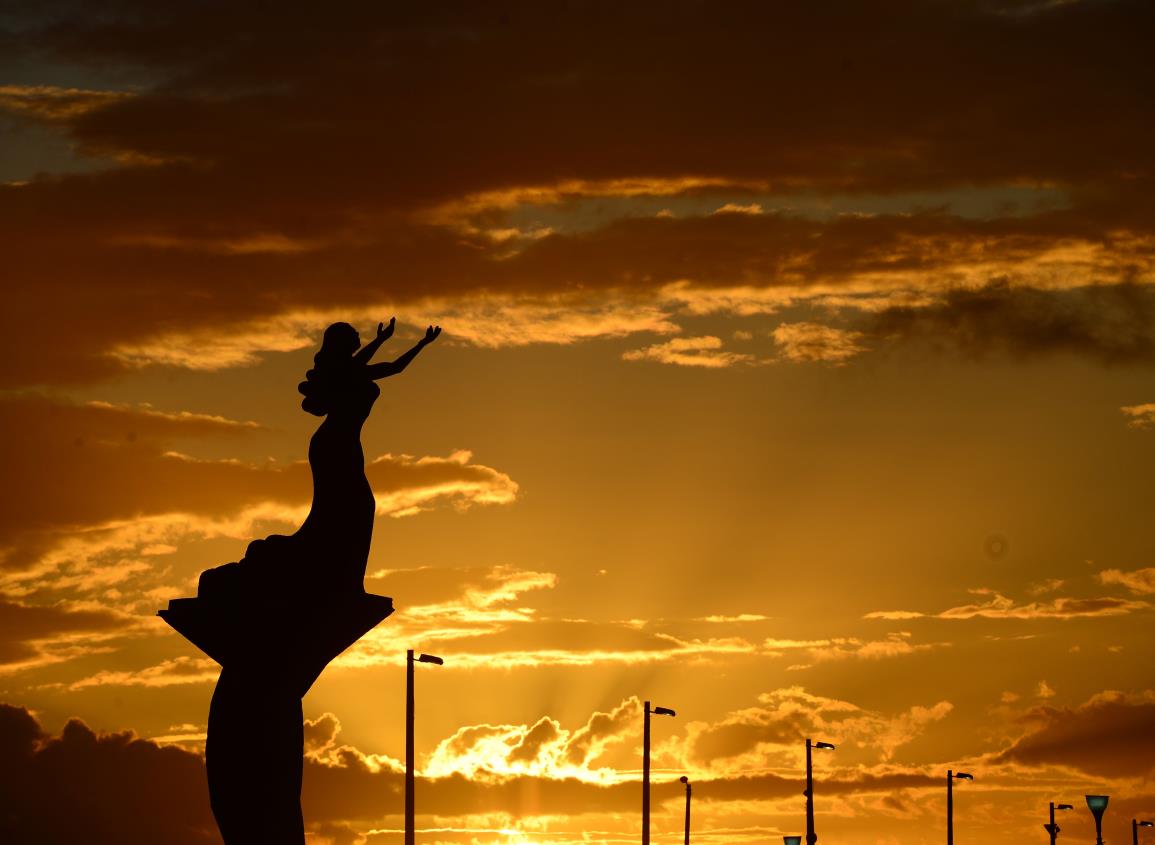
{"left": 3, "top": 2, "right": 1155, "bottom": 843}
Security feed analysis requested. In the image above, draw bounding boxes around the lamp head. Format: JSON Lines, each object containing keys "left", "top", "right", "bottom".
{"left": 814, "top": 741, "right": 836, "bottom": 750}
{"left": 680, "top": 776, "right": 689, "bottom": 784}
{"left": 1139, "top": 821, "right": 1154, "bottom": 828}
{"left": 1057, "top": 804, "right": 1073, "bottom": 811}
{"left": 955, "top": 772, "right": 974, "bottom": 781}
{"left": 1086, "top": 795, "right": 1110, "bottom": 822}
{"left": 783, "top": 837, "right": 803, "bottom": 845}
{"left": 417, "top": 653, "right": 444, "bottom": 665}
{"left": 652, "top": 706, "right": 676, "bottom": 717}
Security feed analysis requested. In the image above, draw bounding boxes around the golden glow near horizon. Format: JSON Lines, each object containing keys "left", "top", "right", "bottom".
{"left": 2, "top": 3, "right": 1155, "bottom": 844}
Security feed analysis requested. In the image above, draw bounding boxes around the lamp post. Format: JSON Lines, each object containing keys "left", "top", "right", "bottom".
{"left": 1044, "top": 801, "right": 1073, "bottom": 845}
{"left": 642, "top": 701, "right": 676, "bottom": 845}
{"left": 679, "top": 776, "right": 691, "bottom": 845}
{"left": 946, "top": 770, "right": 973, "bottom": 845}
{"left": 405, "top": 651, "right": 443, "bottom": 845}
{"left": 1085, "top": 795, "right": 1110, "bottom": 845}
{"left": 1134, "top": 819, "right": 1154, "bottom": 845}
{"left": 804, "top": 739, "right": 835, "bottom": 845}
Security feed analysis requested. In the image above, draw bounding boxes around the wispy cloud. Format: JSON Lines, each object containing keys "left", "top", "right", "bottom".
{"left": 1120, "top": 403, "right": 1155, "bottom": 428}
{"left": 865, "top": 588, "right": 1150, "bottom": 621}
{"left": 68, "top": 656, "right": 219, "bottom": 690}
{"left": 767, "top": 632, "right": 945, "bottom": 671}
{"left": 771, "top": 322, "right": 868, "bottom": 363}
{"left": 1098, "top": 567, "right": 1155, "bottom": 595}
{"left": 622, "top": 336, "right": 754, "bottom": 368}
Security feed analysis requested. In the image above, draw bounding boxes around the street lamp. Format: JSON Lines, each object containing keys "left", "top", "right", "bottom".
{"left": 1044, "top": 802, "right": 1073, "bottom": 845}
{"left": 804, "top": 739, "right": 835, "bottom": 845}
{"left": 405, "top": 651, "right": 443, "bottom": 845}
{"left": 1086, "top": 795, "right": 1110, "bottom": 845}
{"left": 679, "top": 776, "right": 691, "bottom": 845}
{"left": 946, "top": 770, "right": 973, "bottom": 845}
{"left": 1134, "top": 819, "right": 1154, "bottom": 845}
{"left": 642, "top": 702, "right": 676, "bottom": 845}
{"left": 784, "top": 838, "right": 803, "bottom": 845}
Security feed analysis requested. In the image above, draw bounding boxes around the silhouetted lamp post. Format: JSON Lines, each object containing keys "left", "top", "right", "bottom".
{"left": 642, "top": 702, "right": 676, "bottom": 845}
{"left": 804, "top": 739, "right": 835, "bottom": 845}
{"left": 1045, "top": 801, "right": 1073, "bottom": 845}
{"left": 784, "top": 837, "right": 803, "bottom": 845}
{"left": 1086, "top": 795, "right": 1110, "bottom": 845}
{"left": 1134, "top": 819, "right": 1154, "bottom": 845}
{"left": 405, "top": 651, "right": 443, "bottom": 845}
{"left": 946, "top": 770, "right": 973, "bottom": 845}
{"left": 679, "top": 776, "right": 691, "bottom": 845}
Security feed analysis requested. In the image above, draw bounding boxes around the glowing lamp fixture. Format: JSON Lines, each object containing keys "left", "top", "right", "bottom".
{"left": 1057, "top": 804, "right": 1074, "bottom": 810}
{"left": 652, "top": 706, "right": 676, "bottom": 716}
{"left": 1086, "top": 795, "right": 1110, "bottom": 845}
{"left": 784, "top": 837, "right": 803, "bottom": 845}
{"left": 813, "top": 741, "right": 835, "bottom": 750}
{"left": 416, "top": 653, "right": 443, "bottom": 665}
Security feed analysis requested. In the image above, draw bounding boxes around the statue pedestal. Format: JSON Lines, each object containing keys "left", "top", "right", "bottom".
{"left": 158, "top": 592, "right": 393, "bottom": 696}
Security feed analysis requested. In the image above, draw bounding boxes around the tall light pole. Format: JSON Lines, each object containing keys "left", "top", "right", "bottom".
{"left": 804, "top": 739, "right": 835, "bottom": 845}
{"left": 642, "top": 701, "right": 676, "bottom": 845}
{"left": 1086, "top": 795, "right": 1110, "bottom": 845}
{"left": 679, "top": 776, "right": 691, "bottom": 845}
{"left": 406, "top": 651, "right": 443, "bottom": 845}
{"left": 1134, "top": 819, "right": 1154, "bottom": 845}
{"left": 946, "top": 770, "right": 973, "bottom": 845}
{"left": 1045, "top": 801, "right": 1073, "bottom": 845}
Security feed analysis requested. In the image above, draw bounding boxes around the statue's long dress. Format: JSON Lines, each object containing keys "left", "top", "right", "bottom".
{"left": 159, "top": 376, "right": 391, "bottom": 844}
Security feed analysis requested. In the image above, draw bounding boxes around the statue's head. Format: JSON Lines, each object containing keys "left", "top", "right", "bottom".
{"left": 319, "top": 322, "right": 360, "bottom": 358}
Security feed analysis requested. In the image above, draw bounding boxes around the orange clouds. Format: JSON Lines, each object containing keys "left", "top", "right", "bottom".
{"left": 675, "top": 688, "right": 953, "bottom": 773}
{"left": 770, "top": 323, "right": 867, "bottom": 364}
{"left": 622, "top": 337, "right": 754, "bottom": 369}
{"left": 1098, "top": 567, "right": 1155, "bottom": 595}
{"left": 0, "top": 598, "right": 128, "bottom": 671}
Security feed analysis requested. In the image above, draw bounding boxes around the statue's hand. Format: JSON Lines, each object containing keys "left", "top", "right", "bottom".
{"left": 377, "top": 317, "right": 396, "bottom": 340}
{"left": 422, "top": 325, "right": 442, "bottom": 345}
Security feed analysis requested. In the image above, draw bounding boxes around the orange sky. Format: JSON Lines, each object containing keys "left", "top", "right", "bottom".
{"left": 2, "top": 2, "right": 1155, "bottom": 844}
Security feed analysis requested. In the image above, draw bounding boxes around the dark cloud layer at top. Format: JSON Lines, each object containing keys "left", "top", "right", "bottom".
{"left": 1, "top": 0, "right": 1153, "bottom": 387}
{"left": 12, "top": 0, "right": 1152, "bottom": 200}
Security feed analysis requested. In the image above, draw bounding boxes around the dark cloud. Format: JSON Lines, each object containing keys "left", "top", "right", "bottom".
{"left": 10, "top": 1, "right": 1151, "bottom": 199}
{"left": 564, "top": 696, "right": 639, "bottom": 766}
{"left": 0, "top": 704, "right": 216, "bottom": 844}
{"left": 993, "top": 691, "right": 1155, "bottom": 777}
{"left": 871, "top": 282, "right": 1155, "bottom": 364}
{"left": 507, "top": 717, "right": 563, "bottom": 764}
{"left": 0, "top": 701, "right": 946, "bottom": 842}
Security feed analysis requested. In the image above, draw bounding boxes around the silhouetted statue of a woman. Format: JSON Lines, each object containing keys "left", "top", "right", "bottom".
{"left": 160, "top": 320, "right": 440, "bottom": 844}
